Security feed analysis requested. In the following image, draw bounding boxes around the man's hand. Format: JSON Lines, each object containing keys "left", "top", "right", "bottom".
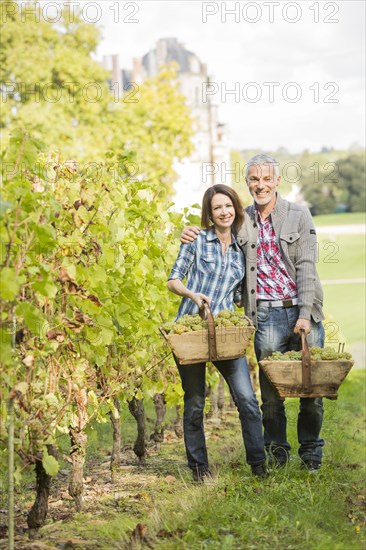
{"left": 180, "top": 226, "right": 200, "bottom": 244}
{"left": 294, "top": 318, "right": 311, "bottom": 335}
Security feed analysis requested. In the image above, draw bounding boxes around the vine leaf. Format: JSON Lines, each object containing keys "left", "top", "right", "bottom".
{"left": 42, "top": 449, "right": 59, "bottom": 476}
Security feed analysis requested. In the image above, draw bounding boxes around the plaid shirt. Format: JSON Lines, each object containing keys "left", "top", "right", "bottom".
{"left": 256, "top": 210, "right": 297, "bottom": 300}
{"left": 168, "top": 228, "right": 245, "bottom": 320}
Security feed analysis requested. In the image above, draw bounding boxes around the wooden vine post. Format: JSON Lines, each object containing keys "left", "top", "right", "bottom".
{"left": 7, "top": 311, "right": 16, "bottom": 550}
{"left": 7, "top": 397, "right": 14, "bottom": 550}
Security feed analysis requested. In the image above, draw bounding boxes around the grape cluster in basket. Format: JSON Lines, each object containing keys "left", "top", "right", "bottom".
{"left": 264, "top": 347, "right": 352, "bottom": 361}
{"left": 162, "top": 310, "right": 250, "bottom": 335}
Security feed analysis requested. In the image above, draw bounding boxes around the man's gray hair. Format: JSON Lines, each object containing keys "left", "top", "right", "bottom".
{"left": 245, "top": 154, "right": 280, "bottom": 180}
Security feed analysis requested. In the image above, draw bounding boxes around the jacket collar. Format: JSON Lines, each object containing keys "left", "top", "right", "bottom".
{"left": 247, "top": 193, "right": 288, "bottom": 234}
{"left": 269, "top": 193, "right": 289, "bottom": 236}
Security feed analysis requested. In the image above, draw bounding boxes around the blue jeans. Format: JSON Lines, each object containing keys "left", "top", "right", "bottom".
{"left": 175, "top": 356, "right": 266, "bottom": 471}
{"left": 254, "top": 304, "right": 325, "bottom": 465}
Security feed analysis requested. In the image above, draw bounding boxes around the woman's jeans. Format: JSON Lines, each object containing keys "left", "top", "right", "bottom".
{"left": 175, "top": 355, "right": 265, "bottom": 472}
{"left": 255, "top": 304, "right": 325, "bottom": 465}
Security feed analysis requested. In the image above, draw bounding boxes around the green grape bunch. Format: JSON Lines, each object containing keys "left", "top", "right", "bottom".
{"left": 172, "top": 324, "right": 190, "bottom": 335}
{"left": 161, "top": 321, "right": 175, "bottom": 333}
{"left": 161, "top": 310, "right": 250, "bottom": 334}
{"left": 263, "top": 347, "right": 352, "bottom": 361}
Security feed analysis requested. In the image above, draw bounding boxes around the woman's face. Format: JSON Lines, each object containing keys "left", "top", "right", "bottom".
{"left": 210, "top": 193, "right": 235, "bottom": 230}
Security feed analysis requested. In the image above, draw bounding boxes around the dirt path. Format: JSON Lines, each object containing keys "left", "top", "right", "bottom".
{"left": 321, "top": 278, "right": 366, "bottom": 285}
{"left": 316, "top": 224, "right": 365, "bottom": 235}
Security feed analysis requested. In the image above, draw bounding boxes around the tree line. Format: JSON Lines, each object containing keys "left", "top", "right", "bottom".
{"left": 231, "top": 149, "right": 365, "bottom": 215}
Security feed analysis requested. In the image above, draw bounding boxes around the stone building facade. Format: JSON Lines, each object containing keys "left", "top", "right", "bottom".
{"left": 102, "top": 38, "right": 231, "bottom": 211}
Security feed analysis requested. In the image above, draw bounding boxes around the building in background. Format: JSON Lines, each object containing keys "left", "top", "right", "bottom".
{"left": 102, "top": 38, "right": 231, "bottom": 211}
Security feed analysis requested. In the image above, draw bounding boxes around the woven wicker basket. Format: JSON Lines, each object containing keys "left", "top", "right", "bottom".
{"left": 160, "top": 303, "right": 255, "bottom": 365}
{"left": 259, "top": 333, "right": 354, "bottom": 399}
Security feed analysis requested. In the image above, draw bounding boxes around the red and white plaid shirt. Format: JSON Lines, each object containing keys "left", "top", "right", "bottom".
{"left": 256, "top": 210, "right": 298, "bottom": 300}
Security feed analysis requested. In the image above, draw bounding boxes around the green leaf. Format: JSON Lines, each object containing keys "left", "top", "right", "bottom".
{"left": 16, "top": 302, "right": 46, "bottom": 334}
{"left": 14, "top": 466, "right": 23, "bottom": 485}
{"left": 33, "top": 225, "right": 57, "bottom": 248}
{"left": 5, "top": 130, "right": 44, "bottom": 170}
{"left": 32, "top": 279, "right": 58, "bottom": 298}
{"left": 42, "top": 450, "right": 59, "bottom": 476}
{"left": 99, "top": 326, "right": 114, "bottom": 345}
{"left": 0, "top": 268, "right": 20, "bottom": 300}
{"left": 0, "top": 338, "right": 13, "bottom": 364}
{"left": 0, "top": 200, "right": 13, "bottom": 218}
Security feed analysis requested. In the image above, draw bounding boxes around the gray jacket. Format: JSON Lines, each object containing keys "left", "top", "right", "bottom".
{"left": 237, "top": 194, "right": 324, "bottom": 327}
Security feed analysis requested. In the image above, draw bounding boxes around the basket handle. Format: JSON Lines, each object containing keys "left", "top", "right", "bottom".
{"left": 202, "top": 300, "right": 218, "bottom": 362}
{"left": 300, "top": 330, "right": 312, "bottom": 393}
{"left": 245, "top": 315, "right": 254, "bottom": 327}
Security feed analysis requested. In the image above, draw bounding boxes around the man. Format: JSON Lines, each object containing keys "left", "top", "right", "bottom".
{"left": 181, "top": 154, "right": 325, "bottom": 471}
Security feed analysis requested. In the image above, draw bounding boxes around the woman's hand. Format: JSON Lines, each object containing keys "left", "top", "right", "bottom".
{"left": 190, "top": 293, "right": 210, "bottom": 309}
{"left": 180, "top": 226, "right": 201, "bottom": 244}
{"left": 167, "top": 281, "right": 210, "bottom": 316}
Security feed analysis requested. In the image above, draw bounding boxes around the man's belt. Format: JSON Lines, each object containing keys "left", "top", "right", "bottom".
{"left": 256, "top": 298, "right": 299, "bottom": 308}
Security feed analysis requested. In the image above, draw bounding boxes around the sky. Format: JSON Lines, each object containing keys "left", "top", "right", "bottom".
{"left": 94, "top": 0, "right": 365, "bottom": 153}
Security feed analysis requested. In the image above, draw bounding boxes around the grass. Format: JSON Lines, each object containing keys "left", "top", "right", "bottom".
{"left": 323, "top": 284, "right": 365, "bottom": 345}
{"left": 8, "top": 370, "right": 365, "bottom": 549}
{"left": 81, "top": 400, "right": 178, "bottom": 461}
{"left": 315, "top": 233, "right": 365, "bottom": 348}
{"left": 314, "top": 212, "right": 365, "bottom": 226}
{"left": 4, "top": 211, "right": 365, "bottom": 549}
{"left": 314, "top": 231, "right": 365, "bottom": 352}
{"left": 146, "top": 370, "right": 366, "bottom": 549}
{"left": 316, "top": 234, "right": 365, "bottom": 281}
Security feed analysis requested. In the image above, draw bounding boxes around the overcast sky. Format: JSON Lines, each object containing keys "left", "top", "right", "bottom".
{"left": 95, "top": 1, "right": 365, "bottom": 153}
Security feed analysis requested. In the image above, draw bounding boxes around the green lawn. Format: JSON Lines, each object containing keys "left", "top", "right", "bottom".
{"left": 314, "top": 231, "right": 365, "bottom": 354}
{"left": 314, "top": 212, "right": 365, "bottom": 226}
{"left": 323, "top": 284, "right": 365, "bottom": 346}
{"left": 316, "top": 234, "right": 365, "bottom": 281}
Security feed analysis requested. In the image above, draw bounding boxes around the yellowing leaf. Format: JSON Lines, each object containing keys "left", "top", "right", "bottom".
{"left": 42, "top": 450, "right": 59, "bottom": 476}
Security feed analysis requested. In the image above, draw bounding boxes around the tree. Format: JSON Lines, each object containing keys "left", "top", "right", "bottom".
{"left": 336, "top": 155, "right": 365, "bottom": 212}
{"left": 300, "top": 174, "right": 337, "bottom": 215}
{"left": 0, "top": 1, "right": 113, "bottom": 157}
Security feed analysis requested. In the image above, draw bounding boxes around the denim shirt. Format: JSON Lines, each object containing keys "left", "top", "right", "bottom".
{"left": 168, "top": 227, "right": 245, "bottom": 320}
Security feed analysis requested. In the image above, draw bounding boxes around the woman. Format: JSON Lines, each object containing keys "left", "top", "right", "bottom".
{"left": 167, "top": 184, "right": 266, "bottom": 482}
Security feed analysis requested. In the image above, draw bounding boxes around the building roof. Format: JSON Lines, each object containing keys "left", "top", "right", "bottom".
{"left": 142, "top": 38, "right": 201, "bottom": 74}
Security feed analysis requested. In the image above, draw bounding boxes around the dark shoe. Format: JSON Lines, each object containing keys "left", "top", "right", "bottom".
{"left": 267, "top": 448, "right": 290, "bottom": 469}
{"left": 192, "top": 467, "right": 213, "bottom": 484}
{"left": 251, "top": 462, "right": 268, "bottom": 479}
{"left": 301, "top": 460, "right": 321, "bottom": 473}
{"left": 268, "top": 457, "right": 288, "bottom": 470}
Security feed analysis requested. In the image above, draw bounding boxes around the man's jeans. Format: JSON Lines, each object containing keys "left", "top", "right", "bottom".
{"left": 254, "top": 304, "right": 325, "bottom": 465}
{"left": 175, "top": 356, "right": 265, "bottom": 472}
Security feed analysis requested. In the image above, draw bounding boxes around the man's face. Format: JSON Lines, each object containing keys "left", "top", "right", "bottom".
{"left": 246, "top": 163, "right": 280, "bottom": 208}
